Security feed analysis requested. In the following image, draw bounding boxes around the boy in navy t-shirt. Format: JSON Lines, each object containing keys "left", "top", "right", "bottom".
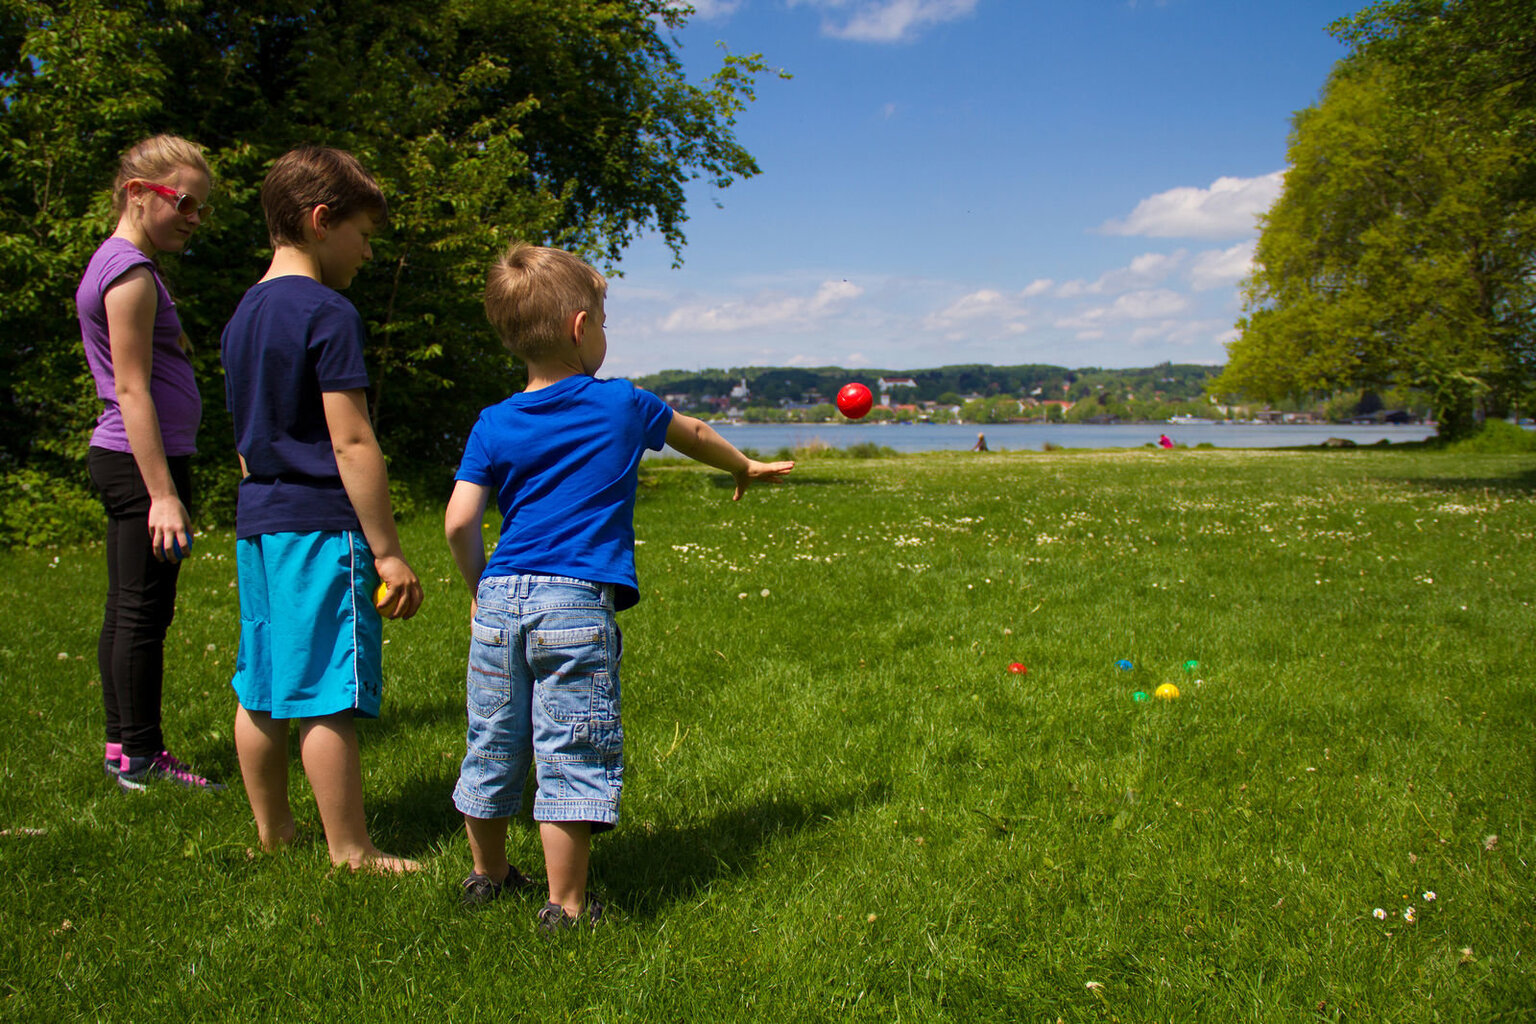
{"left": 221, "top": 147, "right": 424, "bottom": 873}
{"left": 445, "top": 243, "right": 793, "bottom": 929}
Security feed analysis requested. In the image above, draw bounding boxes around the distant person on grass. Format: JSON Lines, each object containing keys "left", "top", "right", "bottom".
{"left": 445, "top": 242, "right": 795, "bottom": 930}
{"left": 221, "top": 147, "right": 424, "bottom": 873}
{"left": 78, "top": 134, "right": 222, "bottom": 791}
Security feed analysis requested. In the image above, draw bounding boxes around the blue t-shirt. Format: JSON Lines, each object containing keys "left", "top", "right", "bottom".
{"left": 220, "top": 276, "right": 371, "bottom": 539}
{"left": 455, "top": 375, "right": 674, "bottom": 610}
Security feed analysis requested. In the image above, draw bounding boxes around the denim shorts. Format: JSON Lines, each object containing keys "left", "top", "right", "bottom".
{"left": 452, "top": 575, "right": 623, "bottom": 829}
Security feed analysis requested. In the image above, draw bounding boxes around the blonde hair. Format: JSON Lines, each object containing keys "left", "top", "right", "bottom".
{"left": 112, "top": 135, "right": 210, "bottom": 215}
{"left": 484, "top": 243, "right": 607, "bottom": 360}
{"left": 260, "top": 147, "right": 388, "bottom": 248}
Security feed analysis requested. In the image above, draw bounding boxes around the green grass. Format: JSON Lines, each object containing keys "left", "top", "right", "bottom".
{"left": 3, "top": 447, "right": 1534, "bottom": 1022}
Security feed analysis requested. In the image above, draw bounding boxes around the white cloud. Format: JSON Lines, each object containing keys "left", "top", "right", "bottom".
{"left": 1054, "top": 288, "right": 1189, "bottom": 331}
{"left": 659, "top": 278, "right": 864, "bottom": 333}
{"left": 1099, "top": 172, "right": 1283, "bottom": 240}
{"left": 1112, "top": 289, "right": 1189, "bottom": 319}
{"left": 1055, "top": 250, "right": 1186, "bottom": 298}
{"left": 1022, "top": 278, "right": 1054, "bottom": 297}
{"left": 1189, "top": 242, "right": 1255, "bottom": 291}
{"left": 789, "top": 0, "right": 978, "bottom": 43}
{"left": 670, "top": 0, "right": 742, "bottom": 18}
{"left": 922, "top": 288, "right": 1031, "bottom": 339}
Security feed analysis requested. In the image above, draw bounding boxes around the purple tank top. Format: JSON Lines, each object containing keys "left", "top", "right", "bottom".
{"left": 76, "top": 236, "right": 201, "bottom": 455}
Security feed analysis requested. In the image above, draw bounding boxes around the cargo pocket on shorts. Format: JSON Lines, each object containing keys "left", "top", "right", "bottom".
{"left": 466, "top": 618, "right": 512, "bottom": 717}
{"left": 531, "top": 623, "right": 620, "bottom": 745}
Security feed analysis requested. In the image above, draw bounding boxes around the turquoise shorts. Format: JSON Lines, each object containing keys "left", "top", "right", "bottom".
{"left": 231, "top": 530, "right": 383, "bottom": 720}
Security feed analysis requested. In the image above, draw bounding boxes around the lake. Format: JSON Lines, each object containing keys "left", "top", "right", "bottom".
{"left": 651, "top": 421, "right": 1439, "bottom": 458}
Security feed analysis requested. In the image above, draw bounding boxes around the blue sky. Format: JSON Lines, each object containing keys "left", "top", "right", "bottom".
{"left": 603, "top": 0, "right": 1359, "bottom": 378}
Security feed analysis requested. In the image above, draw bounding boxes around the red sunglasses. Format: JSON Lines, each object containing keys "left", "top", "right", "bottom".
{"left": 138, "top": 181, "right": 213, "bottom": 218}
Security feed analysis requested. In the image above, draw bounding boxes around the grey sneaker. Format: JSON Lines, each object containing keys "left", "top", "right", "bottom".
{"left": 536, "top": 896, "right": 605, "bottom": 933}
{"left": 118, "top": 751, "right": 225, "bottom": 792}
{"left": 460, "top": 865, "right": 534, "bottom": 908}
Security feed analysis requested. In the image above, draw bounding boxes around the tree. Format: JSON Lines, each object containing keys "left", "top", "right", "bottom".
{"left": 1214, "top": 0, "right": 1535, "bottom": 436}
{"left": 0, "top": 0, "right": 777, "bottom": 539}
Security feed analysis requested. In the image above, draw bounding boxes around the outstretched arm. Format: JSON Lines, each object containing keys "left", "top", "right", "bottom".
{"left": 665, "top": 413, "right": 794, "bottom": 500}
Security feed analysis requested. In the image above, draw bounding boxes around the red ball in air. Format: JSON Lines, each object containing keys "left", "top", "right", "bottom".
{"left": 836, "top": 382, "right": 874, "bottom": 419}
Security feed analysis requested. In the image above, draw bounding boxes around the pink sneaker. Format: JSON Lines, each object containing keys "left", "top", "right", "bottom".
{"left": 118, "top": 751, "right": 225, "bottom": 792}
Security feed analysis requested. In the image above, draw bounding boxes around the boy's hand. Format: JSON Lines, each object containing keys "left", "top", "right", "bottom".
{"left": 732, "top": 459, "right": 795, "bottom": 501}
{"left": 375, "top": 555, "right": 423, "bottom": 620}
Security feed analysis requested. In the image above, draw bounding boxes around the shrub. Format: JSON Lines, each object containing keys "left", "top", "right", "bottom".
{"left": 1446, "top": 419, "right": 1536, "bottom": 453}
{"left": 0, "top": 468, "right": 102, "bottom": 547}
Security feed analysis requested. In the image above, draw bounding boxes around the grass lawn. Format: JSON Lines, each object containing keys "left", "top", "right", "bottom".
{"left": 2, "top": 446, "right": 1533, "bottom": 1022}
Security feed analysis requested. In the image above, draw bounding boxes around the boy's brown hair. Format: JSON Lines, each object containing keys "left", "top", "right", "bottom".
{"left": 260, "top": 147, "right": 387, "bottom": 248}
{"left": 484, "top": 242, "right": 607, "bottom": 361}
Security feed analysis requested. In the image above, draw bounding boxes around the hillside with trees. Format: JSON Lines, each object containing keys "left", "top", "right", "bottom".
{"left": 633, "top": 363, "right": 1233, "bottom": 423}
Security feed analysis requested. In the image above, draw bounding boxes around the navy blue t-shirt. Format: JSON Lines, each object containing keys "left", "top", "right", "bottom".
{"left": 455, "top": 375, "right": 673, "bottom": 610}
{"left": 221, "top": 276, "right": 371, "bottom": 539}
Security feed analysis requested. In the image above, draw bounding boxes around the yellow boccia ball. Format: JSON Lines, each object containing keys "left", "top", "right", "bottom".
{"left": 374, "top": 581, "right": 390, "bottom": 609}
{"left": 1154, "top": 683, "right": 1180, "bottom": 701}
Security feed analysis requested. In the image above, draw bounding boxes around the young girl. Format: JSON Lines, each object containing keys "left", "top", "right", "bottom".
{"left": 78, "top": 134, "right": 221, "bottom": 790}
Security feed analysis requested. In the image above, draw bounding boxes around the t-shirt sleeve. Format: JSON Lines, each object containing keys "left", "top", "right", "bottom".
{"left": 455, "top": 417, "right": 496, "bottom": 485}
{"left": 310, "top": 298, "right": 371, "bottom": 393}
{"left": 635, "top": 387, "right": 674, "bottom": 451}
{"left": 99, "top": 247, "right": 153, "bottom": 293}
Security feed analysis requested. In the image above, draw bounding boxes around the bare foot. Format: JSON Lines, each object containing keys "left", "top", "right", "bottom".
{"left": 257, "top": 819, "right": 297, "bottom": 852}
{"left": 342, "top": 852, "right": 422, "bottom": 874}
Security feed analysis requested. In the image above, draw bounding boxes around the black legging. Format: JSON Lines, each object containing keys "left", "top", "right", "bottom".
{"left": 88, "top": 447, "right": 192, "bottom": 758}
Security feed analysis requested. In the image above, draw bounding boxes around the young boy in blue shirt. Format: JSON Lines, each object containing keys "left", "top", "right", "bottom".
{"left": 445, "top": 242, "right": 793, "bottom": 929}
{"left": 222, "top": 147, "right": 425, "bottom": 872}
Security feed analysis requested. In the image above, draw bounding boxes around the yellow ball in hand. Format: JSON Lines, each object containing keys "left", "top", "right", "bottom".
{"left": 374, "top": 581, "right": 390, "bottom": 609}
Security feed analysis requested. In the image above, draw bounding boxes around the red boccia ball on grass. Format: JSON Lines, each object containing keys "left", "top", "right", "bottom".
{"left": 836, "top": 382, "right": 874, "bottom": 419}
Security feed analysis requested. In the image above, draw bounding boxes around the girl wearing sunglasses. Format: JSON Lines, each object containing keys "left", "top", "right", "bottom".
{"left": 76, "top": 134, "right": 220, "bottom": 790}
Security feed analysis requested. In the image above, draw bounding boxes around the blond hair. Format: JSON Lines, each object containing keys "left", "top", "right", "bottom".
{"left": 260, "top": 147, "right": 388, "bottom": 248}
{"left": 112, "top": 135, "right": 210, "bottom": 214}
{"left": 484, "top": 243, "right": 607, "bottom": 360}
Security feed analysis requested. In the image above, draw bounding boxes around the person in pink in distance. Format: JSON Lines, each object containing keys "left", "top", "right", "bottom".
{"left": 77, "top": 134, "right": 223, "bottom": 791}
{"left": 1158, "top": 434, "right": 1175, "bottom": 449}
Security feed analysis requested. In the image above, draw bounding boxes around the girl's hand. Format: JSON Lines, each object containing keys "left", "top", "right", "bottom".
{"left": 147, "top": 496, "right": 193, "bottom": 562}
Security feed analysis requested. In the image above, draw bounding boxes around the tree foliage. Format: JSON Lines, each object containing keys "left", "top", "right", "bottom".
{"left": 0, "top": 0, "right": 775, "bottom": 539}
{"left": 1214, "top": 0, "right": 1536, "bottom": 436}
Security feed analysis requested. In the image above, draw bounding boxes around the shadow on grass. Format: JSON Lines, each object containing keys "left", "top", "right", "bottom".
{"left": 367, "top": 691, "right": 464, "bottom": 738}
{"left": 370, "top": 768, "right": 463, "bottom": 856}
{"left": 1392, "top": 465, "right": 1536, "bottom": 495}
{"left": 594, "top": 780, "right": 890, "bottom": 919}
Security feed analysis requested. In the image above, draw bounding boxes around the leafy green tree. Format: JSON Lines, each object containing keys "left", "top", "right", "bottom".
{"left": 0, "top": 0, "right": 776, "bottom": 540}
{"left": 1215, "top": 1, "right": 1535, "bottom": 436}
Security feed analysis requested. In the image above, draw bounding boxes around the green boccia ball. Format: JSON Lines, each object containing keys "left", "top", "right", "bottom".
{"left": 1132, "top": 691, "right": 1149, "bottom": 702}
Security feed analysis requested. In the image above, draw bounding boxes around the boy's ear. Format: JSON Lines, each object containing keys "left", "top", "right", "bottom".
{"left": 308, "top": 204, "right": 332, "bottom": 242}
{"left": 570, "top": 309, "right": 588, "bottom": 345}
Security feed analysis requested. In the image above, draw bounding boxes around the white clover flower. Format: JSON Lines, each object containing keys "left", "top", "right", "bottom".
{"left": 760, "top": 589, "right": 770, "bottom": 598}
